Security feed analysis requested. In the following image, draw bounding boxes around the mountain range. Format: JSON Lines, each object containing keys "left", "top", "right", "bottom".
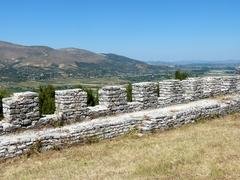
{"left": 0, "top": 41, "right": 169, "bottom": 81}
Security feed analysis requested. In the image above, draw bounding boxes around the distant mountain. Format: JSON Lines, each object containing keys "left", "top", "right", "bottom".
{"left": 0, "top": 41, "right": 170, "bottom": 81}
{"left": 148, "top": 59, "right": 240, "bottom": 66}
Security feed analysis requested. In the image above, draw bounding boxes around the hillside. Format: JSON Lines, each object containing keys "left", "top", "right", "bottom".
{"left": 0, "top": 41, "right": 169, "bottom": 81}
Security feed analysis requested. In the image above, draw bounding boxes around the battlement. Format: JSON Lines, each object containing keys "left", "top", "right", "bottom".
{"left": 1, "top": 75, "right": 240, "bottom": 135}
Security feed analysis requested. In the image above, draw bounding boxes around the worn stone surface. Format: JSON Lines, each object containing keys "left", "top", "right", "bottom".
{"left": 182, "top": 78, "right": 203, "bottom": 102}
{"left": 202, "top": 77, "right": 220, "bottom": 98}
{"left": 2, "top": 92, "right": 39, "bottom": 128}
{"left": 132, "top": 82, "right": 158, "bottom": 109}
{"left": 55, "top": 89, "right": 88, "bottom": 122}
{"left": 221, "top": 76, "right": 238, "bottom": 94}
{"left": 99, "top": 86, "right": 128, "bottom": 113}
{"left": 158, "top": 80, "right": 184, "bottom": 107}
{"left": 88, "top": 105, "right": 109, "bottom": 119}
{"left": 37, "top": 114, "right": 62, "bottom": 126}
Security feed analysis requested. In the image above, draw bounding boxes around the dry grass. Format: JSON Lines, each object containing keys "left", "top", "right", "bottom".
{"left": 1, "top": 114, "right": 240, "bottom": 180}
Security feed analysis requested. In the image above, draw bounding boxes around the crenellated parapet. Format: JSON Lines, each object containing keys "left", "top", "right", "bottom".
{"left": 1, "top": 75, "right": 240, "bottom": 136}
{"left": 1, "top": 75, "right": 240, "bottom": 159}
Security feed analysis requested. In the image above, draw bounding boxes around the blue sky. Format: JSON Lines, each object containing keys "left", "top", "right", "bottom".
{"left": 0, "top": 0, "right": 240, "bottom": 62}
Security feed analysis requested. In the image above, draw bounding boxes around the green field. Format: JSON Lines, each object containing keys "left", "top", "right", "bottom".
{"left": 0, "top": 77, "right": 128, "bottom": 93}
{"left": 0, "top": 66, "right": 235, "bottom": 94}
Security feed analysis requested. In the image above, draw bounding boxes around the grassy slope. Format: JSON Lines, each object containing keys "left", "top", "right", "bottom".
{"left": 0, "top": 114, "right": 240, "bottom": 179}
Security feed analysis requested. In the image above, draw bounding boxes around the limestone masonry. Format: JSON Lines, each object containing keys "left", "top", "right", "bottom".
{"left": 55, "top": 89, "right": 88, "bottom": 122}
{"left": 0, "top": 75, "right": 240, "bottom": 159}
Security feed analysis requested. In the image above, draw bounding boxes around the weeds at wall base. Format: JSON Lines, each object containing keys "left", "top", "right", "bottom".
{"left": 26, "top": 140, "right": 43, "bottom": 158}
{"left": 51, "top": 144, "right": 62, "bottom": 151}
{"left": 50, "top": 119, "right": 64, "bottom": 128}
{"left": 84, "top": 135, "right": 100, "bottom": 144}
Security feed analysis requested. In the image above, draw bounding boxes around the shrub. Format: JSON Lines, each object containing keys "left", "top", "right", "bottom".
{"left": 76, "top": 85, "right": 99, "bottom": 106}
{"left": 156, "top": 83, "right": 160, "bottom": 97}
{"left": 95, "top": 89, "right": 99, "bottom": 105}
{"left": 39, "top": 85, "right": 55, "bottom": 116}
{"left": 50, "top": 119, "right": 64, "bottom": 127}
{"left": 126, "top": 82, "right": 132, "bottom": 102}
{"left": 0, "top": 99, "right": 2, "bottom": 120}
{"left": 86, "top": 88, "right": 96, "bottom": 106}
{"left": 175, "top": 69, "right": 188, "bottom": 81}
{"left": 26, "top": 140, "right": 43, "bottom": 157}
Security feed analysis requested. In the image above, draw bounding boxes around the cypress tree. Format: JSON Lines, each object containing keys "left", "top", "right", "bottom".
{"left": 39, "top": 85, "right": 55, "bottom": 116}
{"left": 126, "top": 82, "right": 132, "bottom": 102}
{"left": 76, "top": 85, "right": 98, "bottom": 106}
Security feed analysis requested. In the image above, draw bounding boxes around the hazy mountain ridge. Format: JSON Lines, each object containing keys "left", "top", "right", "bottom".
{"left": 0, "top": 41, "right": 107, "bottom": 66}
{"left": 0, "top": 41, "right": 168, "bottom": 81}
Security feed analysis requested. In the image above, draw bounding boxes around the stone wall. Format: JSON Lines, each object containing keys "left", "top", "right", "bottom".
{"left": 1, "top": 75, "right": 240, "bottom": 137}
{"left": 2, "top": 92, "right": 39, "bottom": 128}
{"left": 55, "top": 89, "right": 88, "bottom": 122}
{"left": 99, "top": 86, "right": 128, "bottom": 113}
{"left": 132, "top": 82, "right": 158, "bottom": 109}
{"left": 158, "top": 79, "right": 184, "bottom": 107}
{"left": 181, "top": 78, "right": 203, "bottom": 102}
{"left": 1, "top": 96, "right": 240, "bottom": 159}
{"left": 221, "top": 76, "right": 238, "bottom": 94}
{"left": 202, "top": 77, "right": 220, "bottom": 97}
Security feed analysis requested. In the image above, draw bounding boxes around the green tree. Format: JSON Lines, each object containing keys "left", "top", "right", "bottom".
{"left": 156, "top": 83, "right": 160, "bottom": 97}
{"left": 39, "top": 85, "right": 55, "bottom": 116}
{"left": 95, "top": 88, "right": 99, "bottom": 105}
{"left": 126, "top": 82, "right": 132, "bottom": 102}
{"left": 86, "top": 88, "right": 96, "bottom": 106}
{"left": 175, "top": 69, "right": 188, "bottom": 81}
{"left": 75, "top": 85, "right": 98, "bottom": 106}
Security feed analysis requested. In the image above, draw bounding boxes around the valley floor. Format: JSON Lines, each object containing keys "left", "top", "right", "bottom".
{"left": 0, "top": 114, "right": 240, "bottom": 179}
